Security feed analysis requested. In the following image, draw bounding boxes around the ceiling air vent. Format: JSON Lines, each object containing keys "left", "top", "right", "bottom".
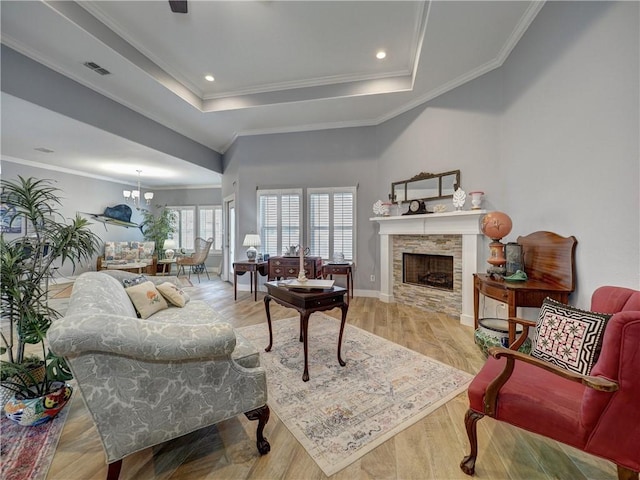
{"left": 83, "top": 61, "right": 111, "bottom": 76}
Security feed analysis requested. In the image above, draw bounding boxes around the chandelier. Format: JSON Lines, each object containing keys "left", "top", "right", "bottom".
{"left": 123, "top": 170, "right": 154, "bottom": 207}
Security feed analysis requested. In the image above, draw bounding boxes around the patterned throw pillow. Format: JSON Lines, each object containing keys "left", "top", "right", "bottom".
{"left": 122, "top": 274, "right": 148, "bottom": 288}
{"left": 531, "top": 297, "right": 611, "bottom": 375}
{"left": 156, "top": 282, "right": 190, "bottom": 307}
{"left": 125, "top": 281, "right": 168, "bottom": 319}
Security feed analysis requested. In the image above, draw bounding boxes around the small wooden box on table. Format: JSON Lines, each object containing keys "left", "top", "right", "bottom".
{"left": 263, "top": 281, "right": 348, "bottom": 382}
{"left": 233, "top": 261, "right": 268, "bottom": 301}
{"left": 473, "top": 231, "right": 577, "bottom": 344}
{"left": 267, "top": 256, "right": 323, "bottom": 281}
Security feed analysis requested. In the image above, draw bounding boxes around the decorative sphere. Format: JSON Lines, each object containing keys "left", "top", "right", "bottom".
{"left": 481, "top": 211, "right": 513, "bottom": 241}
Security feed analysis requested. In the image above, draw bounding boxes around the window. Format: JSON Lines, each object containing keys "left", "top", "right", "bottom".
{"left": 167, "top": 206, "right": 195, "bottom": 250}
{"left": 308, "top": 187, "right": 356, "bottom": 261}
{"left": 198, "top": 205, "right": 223, "bottom": 251}
{"left": 168, "top": 205, "right": 223, "bottom": 252}
{"left": 257, "top": 189, "right": 302, "bottom": 257}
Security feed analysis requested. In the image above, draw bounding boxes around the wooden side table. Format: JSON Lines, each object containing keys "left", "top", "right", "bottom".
{"left": 322, "top": 262, "right": 354, "bottom": 300}
{"left": 263, "top": 281, "right": 348, "bottom": 382}
{"left": 234, "top": 261, "right": 268, "bottom": 301}
{"left": 473, "top": 274, "right": 573, "bottom": 344}
{"left": 157, "top": 258, "right": 176, "bottom": 276}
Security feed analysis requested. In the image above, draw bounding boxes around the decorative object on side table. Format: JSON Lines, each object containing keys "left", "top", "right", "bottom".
{"left": 468, "top": 191, "right": 484, "bottom": 210}
{"left": 480, "top": 211, "right": 513, "bottom": 276}
{"left": 297, "top": 244, "right": 308, "bottom": 283}
{"left": 452, "top": 187, "right": 466, "bottom": 210}
{"left": 504, "top": 242, "right": 524, "bottom": 276}
{"left": 243, "top": 233, "right": 261, "bottom": 261}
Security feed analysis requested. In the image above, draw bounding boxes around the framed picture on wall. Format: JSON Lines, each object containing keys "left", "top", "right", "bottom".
{"left": 1, "top": 202, "right": 24, "bottom": 234}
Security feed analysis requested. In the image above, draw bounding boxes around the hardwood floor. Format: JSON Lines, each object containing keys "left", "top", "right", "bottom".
{"left": 47, "top": 278, "right": 617, "bottom": 480}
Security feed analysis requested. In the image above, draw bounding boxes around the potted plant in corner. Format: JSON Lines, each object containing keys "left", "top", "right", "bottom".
{"left": 0, "top": 176, "right": 101, "bottom": 425}
{"left": 140, "top": 205, "right": 177, "bottom": 261}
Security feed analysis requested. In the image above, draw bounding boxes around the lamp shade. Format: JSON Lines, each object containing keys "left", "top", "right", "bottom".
{"left": 242, "top": 234, "right": 261, "bottom": 247}
{"left": 163, "top": 239, "right": 177, "bottom": 250}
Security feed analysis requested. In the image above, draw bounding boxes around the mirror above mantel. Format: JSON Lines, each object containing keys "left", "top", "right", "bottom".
{"left": 391, "top": 170, "right": 461, "bottom": 204}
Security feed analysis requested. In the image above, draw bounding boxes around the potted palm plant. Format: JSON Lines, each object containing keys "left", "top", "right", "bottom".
{"left": 0, "top": 176, "right": 101, "bottom": 425}
{"left": 140, "top": 205, "right": 177, "bottom": 259}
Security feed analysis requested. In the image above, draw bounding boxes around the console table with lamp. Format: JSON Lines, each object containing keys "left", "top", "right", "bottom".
{"left": 474, "top": 215, "right": 578, "bottom": 345}
{"left": 234, "top": 234, "right": 267, "bottom": 301}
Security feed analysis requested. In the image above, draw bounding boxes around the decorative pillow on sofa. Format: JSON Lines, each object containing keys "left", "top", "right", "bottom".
{"left": 125, "top": 281, "right": 168, "bottom": 319}
{"left": 156, "top": 282, "right": 190, "bottom": 307}
{"left": 122, "top": 274, "right": 148, "bottom": 288}
{"left": 531, "top": 297, "right": 612, "bottom": 375}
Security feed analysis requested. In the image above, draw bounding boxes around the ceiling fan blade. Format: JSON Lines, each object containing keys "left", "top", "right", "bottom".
{"left": 169, "top": 1, "right": 187, "bottom": 14}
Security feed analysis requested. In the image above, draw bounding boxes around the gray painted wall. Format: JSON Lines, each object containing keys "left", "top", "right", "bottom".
{"left": 225, "top": 1, "right": 639, "bottom": 309}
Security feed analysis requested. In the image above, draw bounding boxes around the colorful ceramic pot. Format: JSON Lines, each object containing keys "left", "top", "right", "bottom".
{"left": 4, "top": 382, "right": 73, "bottom": 426}
{"left": 474, "top": 318, "right": 532, "bottom": 357}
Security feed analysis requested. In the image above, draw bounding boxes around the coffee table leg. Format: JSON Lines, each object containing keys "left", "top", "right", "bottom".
{"left": 301, "top": 312, "right": 311, "bottom": 382}
{"left": 264, "top": 296, "right": 273, "bottom": 352}
{"left": 299, "top": 317, "right": 303, "bottom": 342}
{"left": 337, "top": 303, "right": 348, "bottom": 367}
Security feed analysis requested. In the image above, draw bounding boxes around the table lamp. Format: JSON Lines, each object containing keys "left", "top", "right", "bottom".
{"left": 480, "top": 211, "right": 513, "bottom": 276}
{"left": 243, "top": 234, "right": 261, "bottom": 261}
{"left": 163, "top": 239, "right": 177, "bottom": 259}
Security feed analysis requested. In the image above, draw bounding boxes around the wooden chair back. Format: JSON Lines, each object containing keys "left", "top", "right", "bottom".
{"left": 516, "top": 231, "right": 577, "bottom": 290}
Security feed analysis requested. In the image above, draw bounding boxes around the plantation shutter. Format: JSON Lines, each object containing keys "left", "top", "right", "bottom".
{"left": 307, "top": 187, "right": 356, "bottom": 261}
{"left": 257, "top": 189, "right": 302, "bottom": 257}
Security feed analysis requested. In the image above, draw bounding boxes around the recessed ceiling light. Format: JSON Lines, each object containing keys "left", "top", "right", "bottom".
{"left": 376, "top": 51, "right": 387, "bottom": 60}
{"left": 205, "top": 75, "right": 215, "bottom": 82}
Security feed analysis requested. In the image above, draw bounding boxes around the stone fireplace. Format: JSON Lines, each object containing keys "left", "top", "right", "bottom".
{"left": 371, "top": 211, "right": 485, "bottom": 326}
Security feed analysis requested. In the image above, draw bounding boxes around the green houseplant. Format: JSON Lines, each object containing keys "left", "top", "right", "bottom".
{"left": 0, "top": 176, "right": 101, "bottom": 408}
{"left": 140, "top": 205, "right": 177, "bottom": 258}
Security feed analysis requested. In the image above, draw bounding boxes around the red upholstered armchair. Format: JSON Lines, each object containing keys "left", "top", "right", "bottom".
{"left": 461, "top": 286, "right": 640, "bottom": 479}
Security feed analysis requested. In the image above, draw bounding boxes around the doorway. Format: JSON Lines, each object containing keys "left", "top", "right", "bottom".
{"left": 223, "top": 195, "right": 235, "bottom": 283}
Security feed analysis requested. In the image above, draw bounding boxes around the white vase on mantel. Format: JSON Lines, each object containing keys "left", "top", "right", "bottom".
{"left": 469, "top": 191, "right": 484, "bottom": 210}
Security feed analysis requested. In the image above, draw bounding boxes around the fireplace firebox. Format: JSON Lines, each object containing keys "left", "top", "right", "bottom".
{"left": 403, "top": 253, "right": 454, "bottom": 291}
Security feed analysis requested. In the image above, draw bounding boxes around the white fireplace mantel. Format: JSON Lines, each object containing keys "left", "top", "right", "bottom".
{"left": 370, "top": 210, "right": 486, "bottom": 326}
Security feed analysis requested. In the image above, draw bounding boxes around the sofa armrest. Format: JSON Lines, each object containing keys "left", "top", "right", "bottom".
{"left": 49, "top": 314, "right": 237, "bottom": 361}
{"left": 482, "top": 346, "right": 619, "bottom": 416}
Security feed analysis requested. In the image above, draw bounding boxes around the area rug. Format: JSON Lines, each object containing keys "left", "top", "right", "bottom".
{"left": 236, "top": 314, "right": 473, "bottom": 476}
{"left": 0, "top": 396, "right": 72, "bottom": 480}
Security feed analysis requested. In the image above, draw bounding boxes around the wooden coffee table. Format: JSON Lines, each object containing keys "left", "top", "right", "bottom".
{"left": 263, "top": 281, "right": 348, "bottom": 381}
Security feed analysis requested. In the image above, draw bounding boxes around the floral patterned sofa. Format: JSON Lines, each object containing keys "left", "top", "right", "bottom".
{"left": 48, "top": 271, "right": 270, "bottom": 479}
